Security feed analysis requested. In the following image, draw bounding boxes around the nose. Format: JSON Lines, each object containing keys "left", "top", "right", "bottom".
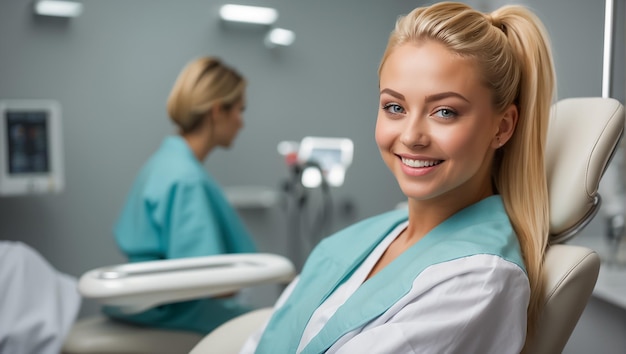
{"left": 399, "top": 115, "right": 429, "bottom": 148}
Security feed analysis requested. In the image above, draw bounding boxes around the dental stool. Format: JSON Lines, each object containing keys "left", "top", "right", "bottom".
{"left": 187, "top": 97, "right": 625, "bottom": 354}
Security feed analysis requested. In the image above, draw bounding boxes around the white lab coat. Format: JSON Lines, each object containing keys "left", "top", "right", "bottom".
{"left": 0, "top": 241, "right": 81, "bottom": 354}
{"left": 241, "top": 196, "right": 530, "bottom": 354}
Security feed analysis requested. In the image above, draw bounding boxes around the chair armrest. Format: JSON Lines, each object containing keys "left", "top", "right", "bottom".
{"left": 79, "top": 253, "right": 295, "bottom": 314}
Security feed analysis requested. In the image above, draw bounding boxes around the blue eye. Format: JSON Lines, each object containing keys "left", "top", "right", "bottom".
{"left": 434, "top": 108, "right": 457, "bottom": 119}
{"left": 383, "top": 103, "right": 405, "bottom": 115}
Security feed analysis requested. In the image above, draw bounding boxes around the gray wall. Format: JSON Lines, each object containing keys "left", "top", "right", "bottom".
{"left": 1, "top": 0, "right": 624, "bottom": 349}
{"left": 0, "top": 0, "right": 418, "bottom": 313}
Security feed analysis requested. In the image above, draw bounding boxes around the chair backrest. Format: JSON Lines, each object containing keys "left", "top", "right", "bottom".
{"left": 522, "top": 97, "right": 624, "bottom": 354}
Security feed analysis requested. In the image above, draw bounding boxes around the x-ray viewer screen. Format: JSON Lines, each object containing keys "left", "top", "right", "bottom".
{"left": 5, "top": 110, "right": 50, "bottom": 174}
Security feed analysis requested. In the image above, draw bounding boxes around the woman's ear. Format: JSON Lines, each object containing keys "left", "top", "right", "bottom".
{"left": 210, "top": 102, "right": 226, "bottom": 122}
{"left": 492, "top": 104, "right": 518, "bottom": 148}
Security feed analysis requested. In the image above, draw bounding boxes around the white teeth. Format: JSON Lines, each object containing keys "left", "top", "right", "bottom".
{"left": 401, "top": 157, "right": 441, "bottom": 168}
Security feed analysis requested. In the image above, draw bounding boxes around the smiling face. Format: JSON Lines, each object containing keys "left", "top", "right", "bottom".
{"left": 376, "top": 41, "right": 508, "bottom": 210}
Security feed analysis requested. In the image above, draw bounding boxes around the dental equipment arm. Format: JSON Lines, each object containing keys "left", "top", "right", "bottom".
{"left": 79, "top": 253, "right": 296, "bottom": 314}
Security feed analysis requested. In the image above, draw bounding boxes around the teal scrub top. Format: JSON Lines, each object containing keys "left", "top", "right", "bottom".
{"left": 104, "top": 135, "right": 257, "bottom": 334}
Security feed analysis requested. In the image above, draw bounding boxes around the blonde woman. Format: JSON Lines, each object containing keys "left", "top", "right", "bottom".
{"left": 106, "top": 57, "right": 256, "bottom": 334}
{"left": 242, "top": 2, "right": 554, "bottom": 353}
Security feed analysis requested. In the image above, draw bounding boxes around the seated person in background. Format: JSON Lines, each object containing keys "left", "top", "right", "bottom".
{"left": 241, "top": 2, "right": 554, "bottom": 353}
{"left": 104, "top": 56, "right": 257, "bottom": 334}
{"left": 0, "top": 241, "right": 80, "bottom": 354}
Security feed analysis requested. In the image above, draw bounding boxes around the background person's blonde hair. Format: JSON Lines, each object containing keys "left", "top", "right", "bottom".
{"left": 167, "top": 56, "right": 246, "bottom": 133}
{"left": 379, "top": 1, "right": 555, "bottom": 340}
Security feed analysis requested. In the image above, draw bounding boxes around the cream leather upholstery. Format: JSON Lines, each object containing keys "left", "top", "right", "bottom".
{"left": 189, "top": 97, "right": 625, "bottom": 354}
{"left": 189, "top": 308, "right": 273, "bottom": 354}
{"left": 547, "top": 97, "right": 625, "bottom": 242}
{"left": 522, "top": 97, "right": 624, "bottom": 354}
{"left": 522, "top": 244, "right": 601, "bottom": 354}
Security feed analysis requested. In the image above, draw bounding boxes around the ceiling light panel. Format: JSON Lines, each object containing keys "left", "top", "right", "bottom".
{"left": 34, "top": 0, "right": 83, "bottom": 18}
{"left": 219, "top": 4, "right": 278, "bottom": 25}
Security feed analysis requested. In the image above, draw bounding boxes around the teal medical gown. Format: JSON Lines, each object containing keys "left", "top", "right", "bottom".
{"left": 104, "top": 135, "right": 257, "bottom": 334}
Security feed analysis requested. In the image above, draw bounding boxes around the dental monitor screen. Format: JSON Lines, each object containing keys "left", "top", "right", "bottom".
{"left": 0, "top": 100, "right": 64, "bottom": 196}
{"left": 6, "top": 111, "right": 50, "bottom": 174}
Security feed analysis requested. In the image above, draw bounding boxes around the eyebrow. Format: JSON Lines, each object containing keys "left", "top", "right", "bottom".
{"left": 380, "top": 88, "right": 470, "bottom": 104}
{"left": 380, "top": 88, "right": 405, "bottom": 100}
{"left": 425, "top": 92, "right": 470, "bottom": 104}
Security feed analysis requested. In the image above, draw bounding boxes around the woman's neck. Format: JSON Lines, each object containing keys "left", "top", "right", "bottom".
{"left": 405, "top": 187, "right": 494, "bottom": 242}
{"left": 182, "top": 130, "right": 216, "bottom": 161}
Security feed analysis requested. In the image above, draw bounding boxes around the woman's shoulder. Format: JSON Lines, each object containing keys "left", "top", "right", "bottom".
{"left": 424, "top": 253, "right": 528, "bottom": 285}
{"left": 409, "top": 254, "right": 530, "bottom": 309}
{"left": 135, "top": 151, "right": 208, "bottom": 201}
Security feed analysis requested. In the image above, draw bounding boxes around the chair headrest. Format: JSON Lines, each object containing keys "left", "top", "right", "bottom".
{"left": 546, "top": 97, "right": 624, "bottom": 243}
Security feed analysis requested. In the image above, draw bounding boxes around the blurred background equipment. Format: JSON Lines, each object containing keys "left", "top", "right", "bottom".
{"left": 0, "top": 99, "right": 65, "bottom": 196}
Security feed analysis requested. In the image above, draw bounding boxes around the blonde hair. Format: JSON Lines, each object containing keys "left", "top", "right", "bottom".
{"left": 167, "top": 56, "right": 246, "bottom": 133}
{"left": 379, "top": 2, "right": 555, "bottom": 339}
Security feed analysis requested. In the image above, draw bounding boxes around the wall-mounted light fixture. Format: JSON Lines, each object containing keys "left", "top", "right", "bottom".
{"left": 218, "top": 4, "right": 294, "bottom": 49}
{"left": 264, "top": 28, "right": 296, "bottom": 48}
{"left": 219, "top": 4, "right": 278, "bottom": 25}
{"left": 34, "top": 0, "right": 83, "bottom": 18}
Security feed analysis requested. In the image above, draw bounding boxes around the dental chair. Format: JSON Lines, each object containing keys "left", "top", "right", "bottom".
{"left": 186, "top": 97, "right": 625, "bottom": 354}
{"left": 63, "top": 97, "right": 623, "bottom": 354}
